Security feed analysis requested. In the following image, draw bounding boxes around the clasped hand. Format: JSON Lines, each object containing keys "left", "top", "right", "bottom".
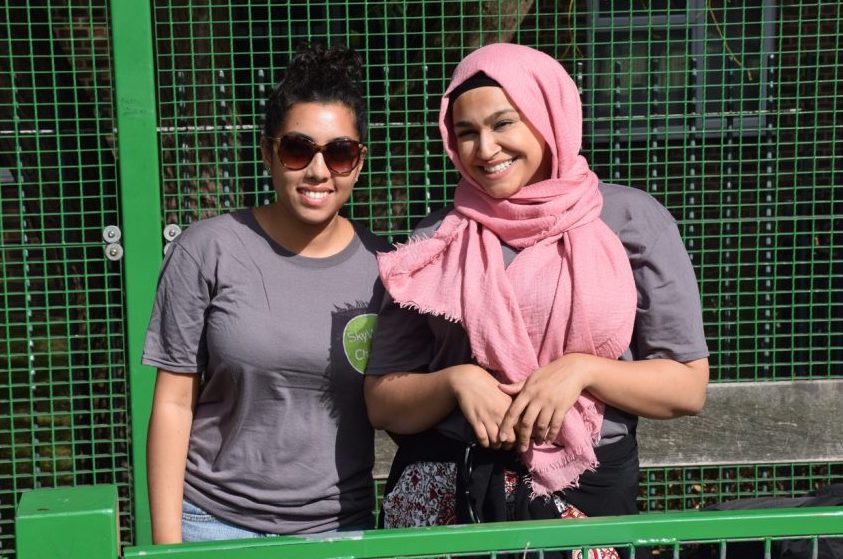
{"left": 453, "top": 354, "right": 590, "bottom": 452}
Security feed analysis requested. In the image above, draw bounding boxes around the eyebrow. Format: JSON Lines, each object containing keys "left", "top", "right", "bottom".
{"left": 452, "top": 108, "right": 519, "bottom": 129}
{"left": 282, "top": 131, "right": 358, "bottom": 143}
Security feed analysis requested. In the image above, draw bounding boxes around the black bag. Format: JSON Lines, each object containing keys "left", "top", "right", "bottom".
{"left": 685, "top": 483, "right": 843, "bottom": 559}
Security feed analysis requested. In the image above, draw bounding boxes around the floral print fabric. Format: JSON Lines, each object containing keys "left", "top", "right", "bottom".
{"left": 384, "top": 462, "right": 619, "bottom": 559}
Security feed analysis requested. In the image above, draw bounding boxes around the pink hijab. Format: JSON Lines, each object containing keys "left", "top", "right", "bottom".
{"left": 378, "top": 43, "right": 637, "bottom": 495}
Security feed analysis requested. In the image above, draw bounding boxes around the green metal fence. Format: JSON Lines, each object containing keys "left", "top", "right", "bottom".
{"left": 149, "top": 0, "right": 843, "bottom": 383}
{"left": 14, "top": 486, "right": 843, "bottom": 559}
{"left": 1, "top": 0, "right": 842, "bottom": 557}
{"left": 0, "top": 0, "right": 136, "bottom": 554}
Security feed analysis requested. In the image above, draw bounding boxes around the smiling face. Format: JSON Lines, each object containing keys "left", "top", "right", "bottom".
{"left": 451, "top": 86, "right": 551, "bottom": 199}
{"left": 261, "top": 101, "right": 365, "bottom": 228}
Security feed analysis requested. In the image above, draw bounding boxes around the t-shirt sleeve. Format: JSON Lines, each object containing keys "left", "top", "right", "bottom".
{"left": 631, "top": 219, "right": 709, "bottom": 363}
{"left": 365, "top": 293, "right": 435, "bottom": 376}
{"left": 142, "top": 242, "right": 211, "bottom": 373}
{"left": 365, "top": 209, "right": 450, "bottom": 377}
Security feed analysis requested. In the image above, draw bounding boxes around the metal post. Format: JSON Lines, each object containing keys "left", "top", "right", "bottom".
{"left": 109, "top": 0, "right": 163, "bottom": 546}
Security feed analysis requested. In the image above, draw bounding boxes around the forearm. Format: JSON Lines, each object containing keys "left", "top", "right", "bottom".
{"left": 364, "top": 365, "right": 475, "bottom": 434}
{"left": 579, "top": 354, "right": 709, "bottom": 419}
{"left": 147, "top": 371, "right": 198, "bottom": 544}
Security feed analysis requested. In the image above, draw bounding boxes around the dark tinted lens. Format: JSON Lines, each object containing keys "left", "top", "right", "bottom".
{"left": 323, "top": 139, "right": 360, "bottom": 174}
{"left": 275, "top": 135, "right": 361, "bottom": 174}
{"left": 277, "top": 136, "right": 316, "bottom": 170}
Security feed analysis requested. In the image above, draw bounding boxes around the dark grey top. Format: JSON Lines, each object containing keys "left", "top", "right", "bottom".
{"left": 143, "top": 209, "right": 389, "bottom": 534}
{"left": 366, "top": 182, "right": 709, "bottom": 445}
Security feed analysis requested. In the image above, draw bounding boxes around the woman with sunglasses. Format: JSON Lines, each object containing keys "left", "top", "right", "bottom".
{"left": 143, "top": 44, "right": 388, "bottom": 543}
{"left": 364, "top": 43, "right": 709, "bottom": 548}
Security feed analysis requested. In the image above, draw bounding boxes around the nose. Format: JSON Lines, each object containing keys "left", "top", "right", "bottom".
{"left": 476, "top": 130, "right": 500, "bottom": 160}
{"left": 304, "top": 152, "right": 331, "bottom": 181}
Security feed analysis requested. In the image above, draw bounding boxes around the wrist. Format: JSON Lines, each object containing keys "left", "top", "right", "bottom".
{"left": 444, "top": 363, "right": 484, "bottom": 399}
{"left": 570, "top": 353, "right": 597, "bottom": 392}
{"left": 152, "top": 524, "right": 182, "bottom": 545}
{"left": 443, "top": 364, "right": 467, "bottom": 401}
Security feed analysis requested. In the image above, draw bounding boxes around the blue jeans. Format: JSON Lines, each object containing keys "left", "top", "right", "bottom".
{"left": 181, "top": 500, "right": 268, "bottom": 542}
{"left": 181, "top": 499, "right": 375, "bottom": 542}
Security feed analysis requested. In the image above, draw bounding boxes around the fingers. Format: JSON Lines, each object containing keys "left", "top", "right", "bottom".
{"left": 498, "top": 396, "right": 527, "bottom": 446}
{"left": 464, "top": 364, "right": 584, "bottom": 453}
{"left": 531, "top": 407, "right": 554, "bottom": 445}
{"left": 469, "top": 412, "right": 505, "bottom": 449}
{"left": 453, "top": 365, "right": 511, "bottom": 448}
{"left": 546, "top": 408, "right": 566, "bottom": 445}
{"left": 514, "top": 402, "right": 541, "bottom": 452}
{"left": 473, "top": 422, "right": 490, "bottom": 449}
{"left": 484, "top": 400, "right": 566, "bottom": 452}
{"left": 486, "top": 422, "right": 503, "bottom": 449}
{"left": 500, "top": 386, "right": 570, "bottom": 452}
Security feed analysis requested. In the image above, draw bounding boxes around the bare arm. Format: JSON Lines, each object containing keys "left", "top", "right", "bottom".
{"left": 364, "top": 363, "right": 513, "bottom": 448}
{"left": 499, "top": 354, "right": 709, "bottom": 451}
{"left": 584, "top": 355, "right": 709, "bottom": 417}
{"left": 147, "top": 369, "right": 200, "bottom": 544}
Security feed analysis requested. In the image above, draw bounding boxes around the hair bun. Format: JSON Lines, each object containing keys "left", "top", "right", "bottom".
{"left": 263, "top": 42, "right": 368, "bottom": 141}
{"left": 285, "top": 43, "right": 363, "bottom": 94}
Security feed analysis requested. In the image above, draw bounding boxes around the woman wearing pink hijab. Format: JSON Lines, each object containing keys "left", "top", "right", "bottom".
{"left": 365, "top": 43, "right": 709, "bottom": 539}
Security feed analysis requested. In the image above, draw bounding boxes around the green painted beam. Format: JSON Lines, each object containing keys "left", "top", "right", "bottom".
{"left": 16, "top": 486, "right": 120, "bottom": 559}
{"left": 109, "top": 0, "right": 163, "bottom": 546}
{"left": 124, "top": 507, "right": 843, "bottom": 559}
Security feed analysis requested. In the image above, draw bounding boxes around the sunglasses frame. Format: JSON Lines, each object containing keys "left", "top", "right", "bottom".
{"left": 266, "top": 133, "right": 365, "bottom": 176}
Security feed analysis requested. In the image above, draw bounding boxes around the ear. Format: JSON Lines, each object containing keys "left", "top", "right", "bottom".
{"left": 353, "top": 146, "right": 367, "bottom": 182}
{"left": 260, "top": 136, "right": 273, "bottom": 170}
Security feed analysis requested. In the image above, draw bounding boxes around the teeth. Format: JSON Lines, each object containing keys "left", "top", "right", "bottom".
{"left": 483, "top": 160, "right": 513, "bottom": 174}
{"left": 302, "top": 190, "right": 329, "bottom": 200}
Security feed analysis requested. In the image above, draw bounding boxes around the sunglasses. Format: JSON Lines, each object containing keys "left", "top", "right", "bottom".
{"left": 267, "top": 133, "right": 364, "bottom": 176}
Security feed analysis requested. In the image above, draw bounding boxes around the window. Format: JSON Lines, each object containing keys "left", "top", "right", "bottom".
{"left": 584, "top": 0, "right": 777, "bottom": 139}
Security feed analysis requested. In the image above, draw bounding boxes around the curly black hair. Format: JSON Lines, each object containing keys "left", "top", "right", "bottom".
{"left": 262, "top": 43, "right": 367, "bottom": 142}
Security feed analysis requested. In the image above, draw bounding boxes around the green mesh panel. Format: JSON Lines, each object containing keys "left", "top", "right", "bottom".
{"left": 0, "top": 1, "right": 133, "bottom": 556}
{"left": 147, "top": 0, "right": 843, "bottom": 520}
{"left": 151, "top": 0, "right": 841, "bottom": 383}
{"left": 0, "top": 1, "right": 841, "bottom": 556}
{"left": 641, "top": 461, "right": 843, "bottom": 512}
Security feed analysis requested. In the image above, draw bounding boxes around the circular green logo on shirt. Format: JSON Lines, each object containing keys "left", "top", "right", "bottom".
{"left": 343, "top": 313, "right": 378, "bottom": 374}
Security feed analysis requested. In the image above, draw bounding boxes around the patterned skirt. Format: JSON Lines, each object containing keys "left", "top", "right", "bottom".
{"left": 381, "top": 434, "right": 638, "bottom": 559}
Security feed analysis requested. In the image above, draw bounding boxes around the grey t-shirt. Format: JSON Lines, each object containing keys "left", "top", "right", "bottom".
{"left": 143, "top": 209, "right": 389, "bottom": 534}
{"left": 366, "top": 182, "right": 709, "bottom": 444}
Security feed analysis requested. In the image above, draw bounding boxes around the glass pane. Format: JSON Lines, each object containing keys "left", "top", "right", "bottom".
{"left": 591, "top": 28, "right": 689, "bottom": 129}
{"left": 701, "top": 2, "right": 768, "bottom": 118}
